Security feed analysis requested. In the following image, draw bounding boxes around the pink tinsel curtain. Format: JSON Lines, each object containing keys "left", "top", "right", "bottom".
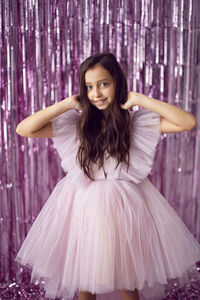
{"left": 0, "top": 0, "right": 200, "bottom": 298}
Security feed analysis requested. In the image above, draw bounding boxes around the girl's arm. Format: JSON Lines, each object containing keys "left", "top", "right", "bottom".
{"left": 16, "top": 95, "right": 81, "bottom": 138}
{"left": 121, "top": 92, "right": 197, "bottom": 133}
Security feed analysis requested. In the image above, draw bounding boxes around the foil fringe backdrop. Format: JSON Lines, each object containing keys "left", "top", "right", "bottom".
{"left": 0, "top": 0, "right": 200, "bottom": 299}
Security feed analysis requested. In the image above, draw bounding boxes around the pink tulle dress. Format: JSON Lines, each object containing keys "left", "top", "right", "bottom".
{"left": 15, "top": 108, "right": 200, "bottom": 300}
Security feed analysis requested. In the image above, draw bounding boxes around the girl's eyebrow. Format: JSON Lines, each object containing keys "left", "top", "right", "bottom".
{"left": 85, "top": 78, "right": 110, "bottom": 84}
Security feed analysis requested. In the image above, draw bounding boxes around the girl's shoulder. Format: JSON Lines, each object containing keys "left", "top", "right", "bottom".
{"left": 51, "top": 109, "right": 80, "bottom": 137}
{"left": 52, "top": 108, "right": 80, "bottom": 123}
{"left": 128, "top": 107, "right": 161, "bottom": 129}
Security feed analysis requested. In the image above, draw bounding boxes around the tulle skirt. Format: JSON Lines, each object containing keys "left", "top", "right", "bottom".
{"left": 15, "top": 175, "right": 200, "bottom": 300}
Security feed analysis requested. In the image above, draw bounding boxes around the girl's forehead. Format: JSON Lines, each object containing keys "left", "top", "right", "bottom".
{"left": 85, "top": 65, "right": 113, "bottom": 82}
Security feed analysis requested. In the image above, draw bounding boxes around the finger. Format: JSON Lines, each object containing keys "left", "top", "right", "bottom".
{"left": 120, "top": 103, "right": 127, "bottom": 109}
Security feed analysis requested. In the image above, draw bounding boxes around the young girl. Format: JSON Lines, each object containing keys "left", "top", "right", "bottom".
{"left": 15, "top": 52, "right": 200, "bottom": 300}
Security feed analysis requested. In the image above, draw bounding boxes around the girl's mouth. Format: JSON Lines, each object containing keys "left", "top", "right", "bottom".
{"left": 94, "top": 98, "right": 107, "bottom": 106}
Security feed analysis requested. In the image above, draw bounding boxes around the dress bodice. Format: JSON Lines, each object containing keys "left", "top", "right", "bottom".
{"left": 51, "top": 108, "right": 161, "bottom": 184}
{"left": 90, "top": 151, "right": 122, "bottom": 180}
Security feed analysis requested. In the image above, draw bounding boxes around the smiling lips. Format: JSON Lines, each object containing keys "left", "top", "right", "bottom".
{"left": 94, "top": 98, "right": 107, "bottom": 106}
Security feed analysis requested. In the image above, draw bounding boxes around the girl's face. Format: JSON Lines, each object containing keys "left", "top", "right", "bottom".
{"left": 85, "top": 64, "right": 116, "bottom": 110}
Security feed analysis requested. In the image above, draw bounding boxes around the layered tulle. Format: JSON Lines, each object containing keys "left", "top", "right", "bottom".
{"left": 15, "top": 175, "right": 200, "bottom": 300}
{"left": 120, "top": 109, "right": 161, "bottom": 183}
{"left": 15, "top": 108, "right": 200, "bottom": 300}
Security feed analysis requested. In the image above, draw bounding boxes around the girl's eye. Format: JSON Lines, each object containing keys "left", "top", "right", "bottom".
{"left": 85, "top": 82, "right": 108, "bottom": 90}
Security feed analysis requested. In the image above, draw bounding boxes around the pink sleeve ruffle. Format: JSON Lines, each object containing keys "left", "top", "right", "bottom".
{"left": 51, "top": 109, "right": 80, "bottom": 173}
{"left": 119, "top": 108, "right": 161, "bottom": 183}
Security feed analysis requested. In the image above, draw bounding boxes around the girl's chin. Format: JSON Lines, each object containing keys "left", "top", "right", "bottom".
{"left": 96, "top": 105, "right": 109, "bottom": 110}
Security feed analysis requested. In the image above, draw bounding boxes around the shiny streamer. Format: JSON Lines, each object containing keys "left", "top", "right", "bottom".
{"left": 0, "top": 0, "right": 200, "bottom": 299}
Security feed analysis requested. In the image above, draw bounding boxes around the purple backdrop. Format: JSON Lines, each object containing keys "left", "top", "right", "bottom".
{"left": 0, "top": 0, "right": 200, "bottom": 299}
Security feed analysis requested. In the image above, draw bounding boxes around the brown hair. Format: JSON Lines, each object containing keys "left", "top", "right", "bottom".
{"left": 77, "top": 52, "right": 131, "bottom": 180}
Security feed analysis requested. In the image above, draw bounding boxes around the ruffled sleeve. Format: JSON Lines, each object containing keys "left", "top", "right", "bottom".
{"left": 51, "top": 109, "right": 80, "bottom": 173}
{"left": 119, "top": 108, "right": 161, "bottom": 184}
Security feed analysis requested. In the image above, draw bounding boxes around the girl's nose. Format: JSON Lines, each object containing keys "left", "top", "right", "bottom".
{"left": 93, "top": 87, "right": 102, "bottom": 97}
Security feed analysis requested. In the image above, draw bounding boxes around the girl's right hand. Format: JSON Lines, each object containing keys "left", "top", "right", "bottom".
{"left": 66, "top": 94, "right": 83, "bottom": 111}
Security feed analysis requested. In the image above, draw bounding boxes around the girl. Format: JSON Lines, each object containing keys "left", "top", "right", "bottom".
{"left": 15, "top": 52, "right": 200, "bottom": 300}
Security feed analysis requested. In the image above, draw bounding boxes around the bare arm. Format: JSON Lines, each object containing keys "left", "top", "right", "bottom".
{"left": 121, "top": 92, "right": 197, "bottom": 133}
{"left": 16, "top": 95, "right": 81, "bottom": 138}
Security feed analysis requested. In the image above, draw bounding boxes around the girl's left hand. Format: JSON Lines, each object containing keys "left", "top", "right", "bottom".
{"left": 120, "top": 91, "right": 142, "bottom": 110}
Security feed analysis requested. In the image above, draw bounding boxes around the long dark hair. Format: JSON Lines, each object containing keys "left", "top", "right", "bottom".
{"left": 77, "top": 52, "right": 131, "bottom": 180}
